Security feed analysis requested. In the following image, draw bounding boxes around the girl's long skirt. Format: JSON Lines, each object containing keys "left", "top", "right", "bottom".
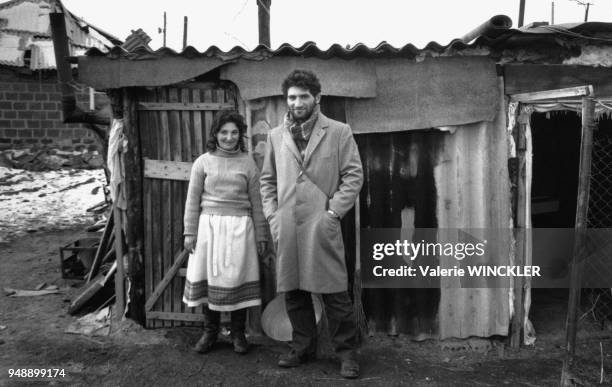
{"left": 182, "top": 213, "right": 261, "bottom": 312}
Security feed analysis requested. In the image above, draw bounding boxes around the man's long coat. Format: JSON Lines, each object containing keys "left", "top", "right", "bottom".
{"left": 260, "top": 112, "right": 363, "bottom": 293}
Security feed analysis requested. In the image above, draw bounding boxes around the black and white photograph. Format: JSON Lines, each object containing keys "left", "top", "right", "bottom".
{"left": 1, "top": 0, "right": 612, "bottom": 385}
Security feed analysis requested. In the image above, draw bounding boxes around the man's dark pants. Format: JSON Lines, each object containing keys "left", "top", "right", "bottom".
{"left": 285, "top": 289, "right": 359, "bottom": 359}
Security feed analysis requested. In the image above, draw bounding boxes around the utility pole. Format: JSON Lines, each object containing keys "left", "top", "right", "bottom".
{"left": 551, "top": 1, "right": 555, "bottom": 24}
{"left": 257, "top": 0, "right": 271, "bottom": 47}
{"left": 585, "top": 2, "right": 590, "bottom": 21}
{"left": 518, "top": 0, "right": 526, "bottom": 27}
{"left": 183, "top": 16, "right": 188, "bottom": 49}
{"left": 158, "top": 11, "right": 167, "bottom": 47}
{"left": 570, "top": 0, "right": 593, "bottom": 22}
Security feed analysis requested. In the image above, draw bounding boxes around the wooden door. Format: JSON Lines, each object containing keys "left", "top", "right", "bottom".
{"left": 139, "top": 83, "right": 236, "bottom": 327}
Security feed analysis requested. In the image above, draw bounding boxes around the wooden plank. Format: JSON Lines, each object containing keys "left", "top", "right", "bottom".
{"left": 203, "top": 89, "right": 214, "bottom": 149}
{"left": 113, "top": 204, "right": 125, "bottom": 319}
{"left": 179, "top": 88, "right": 191, "bottom": 318}
{"left": 122, "top": 89, "right": 145, "bottom": 324}
{"left": 149, "top": 89, "right": 162, "bottom": 328}
{"left": 173, "top": 81, "right": 216, "bottom": 89}
{"left": 565, "top": 97, "right": 595, "bottom": 360}
{"left": 504, "top": 64, "right": 612, "bottom": 97}
{"left": 511, "top": 124, "right": 527, "bottom": 349}
{"left": 147, "top": 311, "right": 205, "bottom": 322}
{"left": 192, "top": 89, "right": 204, "bottom": 157}
{"left": 144, "top": 159, "right": 192, "bottom": 181}
{"left": 137, "top": 102, "right": 235, "bottom": 111}
{"left": 140, "top": 90, "right": 154, "bottom": 328}
{"left": 158, "top": 88, "right": 172, "bottom": 328}
{"left": 86, "top": 210, "right": 114, "bottom": 283}
{"left": 180, "top": 89, "right": 193, "bottom": 161}
{"left": 169, "top": 87, "right": 183, "bottom": 328}
{"left": 145, "top": 250, "right": 189, "bottom": 311}
{"left": 161, "top": 89, "right": 174, "bottom": 328}
{"left": 216, "top": 88, "right": 226, "bottom": 108}
{"left": 510, "top": 86, "right": 593, "bottom": 102}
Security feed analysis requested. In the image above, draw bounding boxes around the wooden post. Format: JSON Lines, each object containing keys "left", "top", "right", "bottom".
{"left": 163, "top": 12, "right": 167, "bottom": 47}
{"left": 561, "top": 97, "right": 595, "bottom": 384}
{"left": 518, "top": 0, "right": 526, "bottom": 28}
{"left": 551, "top": 1, "right": 555, "bottom": 25}
{"left": 114, "top": 205, "right": 125, "bottom": 318}
{"left": 122, "top": 88, "right": 146, "bottom": 324}
{"left": 511, "top": 110, "right": 529, "bottom": 348}
{"left": 183, "top": 16, "right": 188, "bottom": 49}
{"left": 257, "top": 0, "right": 271, "bottom": 47}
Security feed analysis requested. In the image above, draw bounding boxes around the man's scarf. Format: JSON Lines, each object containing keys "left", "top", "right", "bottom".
{"left": 283, "top": 105, "right": 319, "bottom": 159}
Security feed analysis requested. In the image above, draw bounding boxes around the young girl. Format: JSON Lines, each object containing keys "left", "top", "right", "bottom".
{"left": 183, "top": 111, "right": 267, "bottom": 354}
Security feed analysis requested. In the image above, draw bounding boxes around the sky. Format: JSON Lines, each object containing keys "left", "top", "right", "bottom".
{"left": 12, "top": 0, "right": 612, "bottom": 50}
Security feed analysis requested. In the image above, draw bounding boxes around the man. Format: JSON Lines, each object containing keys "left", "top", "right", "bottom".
{"left": 260, "top": 69, "right": 364, "bottom": 379}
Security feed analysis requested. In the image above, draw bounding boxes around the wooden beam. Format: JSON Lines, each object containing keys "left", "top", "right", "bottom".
{"left": 137, "top": 102, "right": 235, "bottom": 111}
{"left": 123, "top": 88, "right": 146, "bottom": 324}
{"left": 144, "top": 158, "right": 192, "bottom": 181}
{"left": 505, "top": 65, "right": 612, "bottom": 97}
{"left": 147, "top": 311, "right": 205, "bottom": 322}
{"left": 113, "top": 205, "right": 125, "bottom": 319}
{"left": 564, "top": 97, "right": 595, "bottom": 360}
{"left": 145, "top": 249, "right": 189, "bottom": 312}
{"left": 510, "top": 86, "right": 593, "bottom": 102}
{"left": 511, "top": 109, "right": 531, "bottom": 349}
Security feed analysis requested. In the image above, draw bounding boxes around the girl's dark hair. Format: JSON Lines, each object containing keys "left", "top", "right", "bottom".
{"left": 281, "top": 69, "right": 321, "bottom": 98}
{"left": 206, "top": 111, "right": 248, "bottom": 152}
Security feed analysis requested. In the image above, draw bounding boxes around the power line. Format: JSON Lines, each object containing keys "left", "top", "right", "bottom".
{"left": 232, "top": 0, "right": 249, "bottom": 22}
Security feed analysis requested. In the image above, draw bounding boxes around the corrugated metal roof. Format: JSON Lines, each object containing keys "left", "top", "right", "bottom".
{"left": 83, "top": 21, "right": 612, "bottom": 62}
{"left": 0, "top": 0, "right": 120, "bottom": 69}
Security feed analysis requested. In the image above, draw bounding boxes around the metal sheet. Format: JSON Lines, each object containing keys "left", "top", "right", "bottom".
{"left": 220, "top": 56, "right": 377, "bottom": 100}
{"left": 434, "top": 77, "right": 512, "bottom": 339}
{"left": 346, "top": 56, "right": 499, "bottom": 133}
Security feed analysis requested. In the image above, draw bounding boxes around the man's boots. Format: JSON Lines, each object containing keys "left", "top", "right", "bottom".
{"left": 230, "top": 309, "right": 248, "bottom": 354}
{"left": 193, "top": 306, "right": 220, "bottom": 354}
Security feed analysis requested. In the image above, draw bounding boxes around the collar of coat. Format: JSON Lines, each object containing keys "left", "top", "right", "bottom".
{"left": 281, "top": 111, "right": 331, "bottom": 166}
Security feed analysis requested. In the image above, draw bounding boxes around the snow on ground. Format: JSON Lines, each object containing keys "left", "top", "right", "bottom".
{"left": 0, "top": 167, "right": 107, "bottom": 243}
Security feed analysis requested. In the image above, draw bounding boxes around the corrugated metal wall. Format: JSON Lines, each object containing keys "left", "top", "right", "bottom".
{"left": 434, "top": 79, "right": 512, "bottom": 339}
{"left": 248, "top": 86, "right": 512, "bottom": 338}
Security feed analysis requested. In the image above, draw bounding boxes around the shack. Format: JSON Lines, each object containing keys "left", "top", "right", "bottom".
{"left": 73, "top": 16, "right": 612, "bottom": 344}
{"left": 0, "top": 0, "right": 120, "bottom": 152}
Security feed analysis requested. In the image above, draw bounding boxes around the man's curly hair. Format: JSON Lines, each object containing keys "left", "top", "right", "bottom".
{"left": 281, "top": 69, "right": 321, "bottom": 98}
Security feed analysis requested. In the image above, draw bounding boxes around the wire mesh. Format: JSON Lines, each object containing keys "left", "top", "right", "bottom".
{"left": 566, "top": 123, "right": 612, "bottom": 385}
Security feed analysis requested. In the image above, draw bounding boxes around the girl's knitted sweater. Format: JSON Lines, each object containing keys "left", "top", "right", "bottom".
{"left": 183, "top": 149, "right": 267, "bottom": 242}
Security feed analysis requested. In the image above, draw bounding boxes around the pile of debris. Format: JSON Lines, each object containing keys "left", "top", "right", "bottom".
{"left": 0, "top": 148, "right": 105, "bottom": 171}
{"left": 61, "top": 207, "right": 117, "bottom": 316}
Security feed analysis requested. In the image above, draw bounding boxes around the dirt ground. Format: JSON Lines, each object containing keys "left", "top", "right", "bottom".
{"left": 0, "top": 228, "right": 573, "bottom": 386}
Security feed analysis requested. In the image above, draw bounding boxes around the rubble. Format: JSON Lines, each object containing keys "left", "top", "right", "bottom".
{"left": 1, "top": 148, "right": 105, "bottom": 171}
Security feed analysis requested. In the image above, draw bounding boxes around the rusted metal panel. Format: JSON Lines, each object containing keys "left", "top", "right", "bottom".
{"left": 248, "top": 92, "right": 512, "bottom": 338}
{"left": 434, "top": 78, "right": 512, "bottom": 339}
{"left": 346, "top": 57, "right": 499, "bottom": 133}
{"left": 357, "top": 130, "right": 442, "bottom": 337}
{"left": 220, "top": 57, "right": 377, "bottom": 100}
